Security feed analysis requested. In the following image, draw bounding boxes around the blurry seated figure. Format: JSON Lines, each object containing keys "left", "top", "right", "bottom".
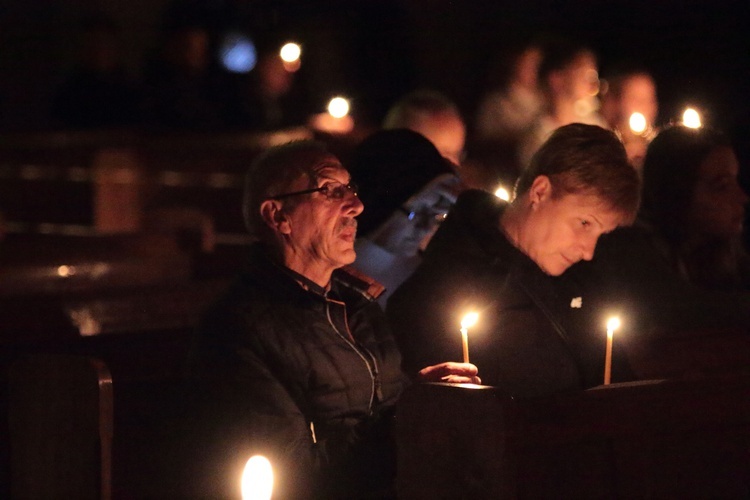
{"left": 475, "top": 41, "right": 544, "bottom": 143}
{"left": 600, "top": 65, "right": 659, "bottom": 169}
{"left": 383, "top": 89, "right": 466, "bottom": 167}
{"left": 52, "top": 14, "right": 141, "bottom": 129}
{"left": 349, "top": 129, "right": 461, "bottom": 306}
{"left": 388, "top": 124, "right": 641, "bottom": 397}
{"left": 188, "top": 141, "right": 478, "bottom": 498}
{"left": 518, "top": 39, "right": 606, "bottom": 168}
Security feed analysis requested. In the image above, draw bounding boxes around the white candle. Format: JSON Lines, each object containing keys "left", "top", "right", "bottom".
{"left": 460, "top": 312, "right": 479, "bottom": 364}
{"left": 604, "top": 317, "right": 621, "bottom": 385}
{"left": 241, "top": 455, "right": 273, "bottom": 500}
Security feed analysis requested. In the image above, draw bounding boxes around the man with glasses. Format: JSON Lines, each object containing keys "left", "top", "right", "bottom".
{"left": 189, "top": 141, "right": 478, "bottom": 499}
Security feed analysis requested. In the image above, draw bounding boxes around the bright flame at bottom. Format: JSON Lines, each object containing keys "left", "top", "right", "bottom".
{"left": 241, "top": 455, "right": 273, "bottom": 500}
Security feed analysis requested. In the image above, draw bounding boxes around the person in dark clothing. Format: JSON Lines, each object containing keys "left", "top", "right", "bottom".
{"left": 189, "top": 141, "right": 478, "bottom": 499}
{"left": 387, "top": 124, "right": 640, "bottom": 398}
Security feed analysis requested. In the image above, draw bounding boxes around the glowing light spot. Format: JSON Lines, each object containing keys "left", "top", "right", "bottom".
{"left": 606, "top": 317, "right": 621, "bottom": 332}
{"left": 682, "top": 108, "right": 702, "bottom": 129}
{"left": 629, "top": 112, "right": 647, "bottom": 134}
{"left": 494, "top": 186, "right": 510, "bottom": 201}
{"left": 57, "top": 265, "right": 76, "bottom": 277}
{"left": 461, "top": 312, "right": 479, "bottom": 330}
{"left": 219, "top": 33, "right": 257, "bottom": 74}
{"left": 280, "top": 43, "right": 301, "bottom": 63}
{"left": 327, "top": 97, "right": 350, "bottom": 118}
{"left": 241, "top": 456, "right": 273, "bottom": 500}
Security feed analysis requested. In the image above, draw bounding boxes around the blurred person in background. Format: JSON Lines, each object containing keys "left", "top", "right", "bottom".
{"left": 518, "top": 38, "right": 605, "bottom": 168}
{"left": 349, "top": 129, "right": 461, "bottom": 306}
{"left": 600, "top": 65, "right": 659, "bottom": 169}
{"left": 475, "top": 39, "right": 544, "bottom": 144}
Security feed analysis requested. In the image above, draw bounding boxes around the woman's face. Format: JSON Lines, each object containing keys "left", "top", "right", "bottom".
{"left": 687, "top": 146, "right": 748, "bottom": 240}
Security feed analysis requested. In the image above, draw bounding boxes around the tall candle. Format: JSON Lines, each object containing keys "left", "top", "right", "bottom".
{"left": 460, "top": 312, "right": 479, "bottom": 364}
{"left": 604, "top": 317, "right": 621, "bottom": 385}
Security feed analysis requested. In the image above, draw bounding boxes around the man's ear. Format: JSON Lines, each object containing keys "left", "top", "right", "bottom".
{"left": 260, "top": 199, "right": 292, "bottom": 235}
{"left": 528, "top": 175, "right": 552, "bottom": 208}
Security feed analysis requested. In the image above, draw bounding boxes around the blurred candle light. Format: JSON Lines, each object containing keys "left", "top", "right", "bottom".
{"left": 682, "top": 108, "right": 702, "bottom": 129}
{"left": 628, "top": 112, "right": 647, "bottom": 135}
{"left": 309, "top": 96, "right": 354, "bottom": 134}
{"left": 494, "top": 186, "right": 510, "bottom": 202}
{"left": 241, "top": 455, "right": 273, "bottom": 500}
{"left": 327, "top": 97, "right": 350, "bottom": 118}
{"left": 280, "top": 42, "right": 301, "bottom": 72}
{"left": 460, "top": 312, "right": 479, "bottom": 364}
{"left": 604, "top": 317, "right": 621, "bottom": 385}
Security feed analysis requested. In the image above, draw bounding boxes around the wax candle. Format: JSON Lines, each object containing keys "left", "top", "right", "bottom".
{"left": 460, "top": 312, "right": 479, "bottom": 364}
{"left": 604, "top": 317, "right": 621, "bottom": 385}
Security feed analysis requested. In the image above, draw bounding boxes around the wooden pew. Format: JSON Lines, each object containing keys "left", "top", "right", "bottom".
{"left": 7, "top": 353, "right": 113, "bottom": 500}
{"left": 397, "top": 376, "right": 750, "bottom": 498}
{"left": 0, "top": 277, "right": 230, "bottom": 499}
{"left": 0, "top": 128, "right": 311, "bottom": 237}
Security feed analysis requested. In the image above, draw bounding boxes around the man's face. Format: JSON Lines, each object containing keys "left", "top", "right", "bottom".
{"left": 688, "top": 146, "right": 748, "bottom": 240}
{"left": 519, "top": 182, "right": 622, "bottom": 276}
{"left": 281, "top": 159, "right": 363, "bottom": 272}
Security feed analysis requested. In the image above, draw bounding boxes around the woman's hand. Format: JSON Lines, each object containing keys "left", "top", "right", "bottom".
{"left": 416, "top": 362, "right": 481, "bottom": 384}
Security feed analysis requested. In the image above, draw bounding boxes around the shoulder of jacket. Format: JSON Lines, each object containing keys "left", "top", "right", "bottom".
{"left": 335, "top": 265, "right": 386, "bottom": 301}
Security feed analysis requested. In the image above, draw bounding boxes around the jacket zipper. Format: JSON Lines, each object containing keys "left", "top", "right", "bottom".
{"left": 325, "top": 298, "right": 379, "bottom": 413}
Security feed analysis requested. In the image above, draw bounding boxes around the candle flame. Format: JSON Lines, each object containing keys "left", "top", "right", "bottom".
{"left": 241, "top": 455, "right": 273, "bottom": 500}
{"left": 682, "top": 108, "right": 702, "bottom": 129}
{"left": 606, "top": 317, "right": 621, "bottom": 332}
{"left": 327, "top": 97, "right": 350, "bottom": 118}
{"left": 280, "top": 42, "right": 301, "bottom": 63}
{"left": 494, "top": 186, "right": 510, "bottom": 201}
{"left": 461, "top": 312, "right": 479, "bottom": 329}
{"left": 629, "top": 112, "right": 647, "bottom": 134}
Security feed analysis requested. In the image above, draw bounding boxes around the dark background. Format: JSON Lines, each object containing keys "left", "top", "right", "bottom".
{"left": 0, "top": 0, "right": 748, "bottom": 155}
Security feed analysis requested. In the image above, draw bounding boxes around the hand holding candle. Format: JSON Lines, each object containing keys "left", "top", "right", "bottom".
{"left": 603, "top": 316, "right": 620, "bottom": 385}
{"left": 460, "top": 312, "right": 479, "bottom": 364}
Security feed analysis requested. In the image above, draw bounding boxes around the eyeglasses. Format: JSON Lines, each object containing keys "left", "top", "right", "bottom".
{"left": 266, "top": 181, "right": 359, "bottom": 201}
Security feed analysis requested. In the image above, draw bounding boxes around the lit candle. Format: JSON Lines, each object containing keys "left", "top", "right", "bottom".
{"left": 241, "top": 455, "right": 273, "bottom": 500}
{"left": 309, "top": 96, "right": 354, "bottom": 134}
{"left": 682, "top": 107, "right": 702, "bottom": 129}
{"left": 460, "top": 312, "right": 479, "bottom": 364}
{"left": 279, "top": 42, "right": 302, "bottom": 72}
{"left": 604, "top": 317, "right": 620, "bottom": 385}
{"left": 628, "top": 112, "right": 647, "bottom": 135}
{"left": 494, "top": 185, "right": 510, "bottom": 202}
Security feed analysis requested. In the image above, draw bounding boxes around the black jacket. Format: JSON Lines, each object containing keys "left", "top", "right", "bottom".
{"left": 190, "top": 244, "right": 407, "bottom": 498}
{"left": 387, "top": 190, "right": 632, "bottom": 399}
